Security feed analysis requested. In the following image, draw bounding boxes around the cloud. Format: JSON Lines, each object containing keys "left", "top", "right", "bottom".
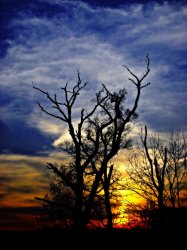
{"left": 0, "top": 119, "right": 55, "bottom": 155}
{"left": 0, "top": 150, "right": 70, "bottom": 230}
{"left": 1, "top": 1, "right": 186, "bottom": 134}
{"left": 0, "top": 0, "right": 187, "bottom": 154}
{"left": 0, "top": 151, "right": 68, "bottom": 209}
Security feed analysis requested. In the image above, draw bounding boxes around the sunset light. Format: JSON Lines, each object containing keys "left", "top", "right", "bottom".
{"left": 0, "top": 0, "right": 186, "bottom": 245}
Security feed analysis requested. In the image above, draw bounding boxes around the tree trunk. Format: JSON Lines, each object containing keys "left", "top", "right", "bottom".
{"left": 73, "top": 163, "right": 84, "bottom": 233}
{"left": 104, "top": 185, "right": 113, "bottom": 229}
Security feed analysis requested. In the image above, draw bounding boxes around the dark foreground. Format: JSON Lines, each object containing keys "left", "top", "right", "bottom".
{"left": 0, "top": 226, "right": 185, "bottom": 249}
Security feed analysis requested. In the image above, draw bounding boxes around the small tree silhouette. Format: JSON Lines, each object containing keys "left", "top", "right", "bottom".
{"left": 125, "top": 127, "right": 187, "bottom": 227}
{"left": 33, "top": 56, "right": 151, "bottom": 232}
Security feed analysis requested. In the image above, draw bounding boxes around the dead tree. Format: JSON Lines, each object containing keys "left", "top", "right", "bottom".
{"left": 125, "top": 127, "right": 187, "bottom": 227}
{"left": 166, "top": 130, "right": 187, "bottom": 208}
{"left": 33, "top": 56, "right": 150, "bottom": 232}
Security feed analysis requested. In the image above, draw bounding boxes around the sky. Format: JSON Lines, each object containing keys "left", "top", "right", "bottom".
{"left": 0, "top": 0, "right": 187, "bottom": 230}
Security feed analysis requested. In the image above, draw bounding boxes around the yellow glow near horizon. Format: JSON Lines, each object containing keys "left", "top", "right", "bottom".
{"left": 0, "top": 149, "right": 186, "bottom": 230}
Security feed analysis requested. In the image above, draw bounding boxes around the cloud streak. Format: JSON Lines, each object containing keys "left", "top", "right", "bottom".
{"left": 0, "top": 151, "right": 68, "bottom": 207}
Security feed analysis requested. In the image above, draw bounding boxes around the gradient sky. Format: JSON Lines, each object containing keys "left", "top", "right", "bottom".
{"left": 0, "top": 0, "right": 187, "bottom": 230}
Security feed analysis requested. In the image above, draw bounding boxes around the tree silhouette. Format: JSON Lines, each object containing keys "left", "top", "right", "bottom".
{"left": 166, "top": 130, "right": 187, "bottom": 208}
{"left": 125, "top": 127, "right": 187, "bottom": 227}
{"left": 33, "top": 56, "right": 151, "bottom": 232}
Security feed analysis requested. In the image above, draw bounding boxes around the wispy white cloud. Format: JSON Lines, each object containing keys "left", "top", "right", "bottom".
{"left": 0, "top": 0, "right": 186, "bottom": 150}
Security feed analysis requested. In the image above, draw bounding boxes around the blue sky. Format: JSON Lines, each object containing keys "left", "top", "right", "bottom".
{"left": 1, "top": 0, "right": 187, "bottom": 155}
{"left": 0, "top": 0, "right": 187, "bottom": 229}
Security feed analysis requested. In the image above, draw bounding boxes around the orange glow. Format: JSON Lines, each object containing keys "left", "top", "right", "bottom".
{"left": 0, "top": 152, "right": 186, "bottom": 231}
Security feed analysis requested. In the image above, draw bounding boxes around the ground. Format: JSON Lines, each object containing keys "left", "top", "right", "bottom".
{"left": 0, "top": 225, "right": 185, "bottom": 249}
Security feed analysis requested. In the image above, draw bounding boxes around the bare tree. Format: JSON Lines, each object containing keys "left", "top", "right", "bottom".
{"left": 166, "top": 130, "right": 187, "bottom": 208}
{"left": 125, "top": 127, "right": 187, "bottom": 227}
{"left": 33, "top": 56, "right": 150, "bottom": 232}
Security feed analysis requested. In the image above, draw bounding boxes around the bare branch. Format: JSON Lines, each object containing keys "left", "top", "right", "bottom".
{"left": 141, "top": 82, "right": 151, "bottom": 89}
{"left": 143, "top": 126, "right": 158, "bottom": 189}
{"left": 37, "top": 102, "right": 66, "bottom": 121}
{"left": 122, "top": 65, "right": 139, "bottom": 83}
{"left": 33, "top": 84, "right": 69, "bottom": 121}
{"left": 46, "top": 163, "right": 76, "bottom": 190}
